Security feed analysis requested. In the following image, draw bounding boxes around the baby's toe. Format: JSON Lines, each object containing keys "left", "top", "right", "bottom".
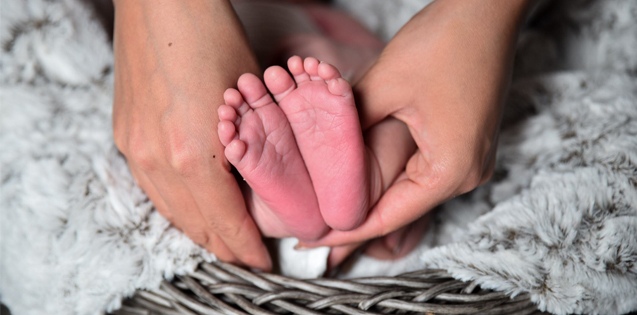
{"left": 303, "top": 57, "right": 322, "bottom": 81}
{"left": 327, "top": 78, "right": 352, "bottom": 97}
{"left": 288, "top": 56, "right": 311, "bottom": 84}
{"left": 218, "top": 104, "right": 238, "bottom": 123}
{"left": 217, "top": 120, "right": 237, "bottom": 147}
{"left": 224, "top": 139, "right": 247, "bottom": 165}
{"left": 264, "top": 66, "right": 296, "bottom": 102}
{"left": 237, "top": 73, "right": 275, "bottom": 109}
{"left": 318, "top": 62, "right": 342, "bottom": 81}
{"left": 224, "top": 88, "right": 250, "bottom": 115}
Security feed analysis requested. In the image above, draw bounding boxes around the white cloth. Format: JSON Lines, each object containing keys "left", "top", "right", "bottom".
{"left": 277, "top": 238, "right": 330, "bottom": 279}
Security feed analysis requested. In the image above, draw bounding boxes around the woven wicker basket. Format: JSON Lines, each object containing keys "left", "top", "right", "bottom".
{"left": 113, "top": 261, "right": 543, "bottom": 315}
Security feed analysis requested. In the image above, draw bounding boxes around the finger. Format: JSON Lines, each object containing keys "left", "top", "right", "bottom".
{"left": 129, "top": 164, "right": 174, "bottom": 222}
{"left": 327, "top": 242, "right": 365, "bottom": 271}
{"left": 479, "top": 132, "right": 499, "bottom": 186}
{"left": 183, "top": 168, "right": 273, "bottom": 271}
{"left": 364, "top": 213, "right": 431, "bottom": 260}
{"left": 480, "top": 151, "right": 496, "bottom": 186}
{"left": 301, "top": 153, "right": 449, "bottom": 248}
{"left": 147, "top": 169, "right": 239, "bottom": 264}
{"left": 365, "top": 118, "right": 416, "bottom": 205}
{"left": 354, "top": 64, "right": 406, "bottom": 131}
{"left": 207, "top": 232, "right": 239, "bottom": 265}
{"left": 380, "top": 225, "right": 412, "bottom": 256}
{"left": 130, "top": 164, "right": 238, "bottom": 261}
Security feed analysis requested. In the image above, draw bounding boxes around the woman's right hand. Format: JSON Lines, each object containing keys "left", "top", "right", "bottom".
{"left": 112, "top": 0, "right": 271, "bottom": 270}
{"left": 302, "top": 0, "right": 537, "bottom": 265}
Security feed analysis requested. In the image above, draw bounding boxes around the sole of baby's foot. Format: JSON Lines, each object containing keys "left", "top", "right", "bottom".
{"left": 217, "top": 73, "right": 328, "bottom": 241}
{"left": 263, "top": 56, "right": 369, "bottom": 231}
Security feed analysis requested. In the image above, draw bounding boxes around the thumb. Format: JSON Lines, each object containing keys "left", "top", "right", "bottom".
{"left": 300, "top": 155, "right": 448, "bottom": 248}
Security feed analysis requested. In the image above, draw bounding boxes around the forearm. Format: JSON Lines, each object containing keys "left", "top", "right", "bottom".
{"left": 113, "top": 0, "right": 258, "bottom": 106}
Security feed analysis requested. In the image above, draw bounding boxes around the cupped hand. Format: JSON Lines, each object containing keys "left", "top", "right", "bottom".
{"left": 112, "top": 0, "right": 271, "bottom": 270}
{"left": 302, "top": 0, "right": 537, "bottom": 260}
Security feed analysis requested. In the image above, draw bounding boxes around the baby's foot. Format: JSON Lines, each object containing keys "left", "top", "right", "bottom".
{"left": 263, "top": 56, "right": 368, "bottom": 230}
{"left": 217, "top": 73, "right": 328, "bottom": 241}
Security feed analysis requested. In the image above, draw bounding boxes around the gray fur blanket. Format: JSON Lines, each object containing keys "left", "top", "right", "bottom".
{"left": 1, "top": 0, "right": 636, "bottom": 314}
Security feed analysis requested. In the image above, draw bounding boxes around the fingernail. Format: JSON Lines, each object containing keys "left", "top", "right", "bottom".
{"left": 265, "top": 254, "right": 273, "bottom": 272}
{"left": 294, "top": 243, "right": 309, "bottom": 251}
{"left": 392, "top": 241, "right": 404, "bottom": 255}
{"left": 385, "top": 229, "right": 409, "bottom": 255}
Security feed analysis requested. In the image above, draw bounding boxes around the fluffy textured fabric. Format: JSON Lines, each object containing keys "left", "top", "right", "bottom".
{"left": 0, "top": 1, "right": 212, "bottom": 314}
{"left": 422, "top": 72, "right": 637, "bottom": 315}
{"left": 1, "top": 1, "right": 635, "bottom": 315}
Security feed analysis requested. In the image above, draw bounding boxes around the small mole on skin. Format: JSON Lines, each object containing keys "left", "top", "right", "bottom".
{"left": 168, "top": 42, "right": 172, "bottom": 47}
{"left": 213, "top": 155, "right": 216, "bottom": 158}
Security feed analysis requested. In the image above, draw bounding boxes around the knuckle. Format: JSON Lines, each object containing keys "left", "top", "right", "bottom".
{"left": 186, "top": 230, "right": 210, "bottom": 247}
{"left": 167, "top": 148, "right": 201, "bottom": 175}
{"left": 430, "top": 157, "right": 482, "bottom": 194}
{"left": 125, "top": 126, "right": 158, "bottom": 171}
{"left": 212, "top": 215, "right": 244, "bottom": 239}
{"left": 129, "top": 145, "right": 156, "bottom": 171}
{"left": 423, "top": 158, "right": 455, "bottom": 189}
{"left": 459, "top": 168, "right": 484, "bottom": 194}
{"left": 164, "top": 135, "right": 204, "bottom": 176}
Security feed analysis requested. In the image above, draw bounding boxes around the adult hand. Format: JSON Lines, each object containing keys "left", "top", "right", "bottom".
{"left": 112, "top": 0, "right": 271, "bottom": 270}
{"left": 302, "top": 0, "right": 537, "bottom": 260}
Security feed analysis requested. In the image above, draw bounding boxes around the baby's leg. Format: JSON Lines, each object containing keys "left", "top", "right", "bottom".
{"left": 232, "top": 0, "right": 383, "bottom": 83}
{"left": 301, "top": 4, "right": 385, "bottom": 50}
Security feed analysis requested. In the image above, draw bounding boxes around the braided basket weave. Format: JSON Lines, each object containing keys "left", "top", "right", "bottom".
{"left": 113, "top": 261, "right": 542, "bottom": 315}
